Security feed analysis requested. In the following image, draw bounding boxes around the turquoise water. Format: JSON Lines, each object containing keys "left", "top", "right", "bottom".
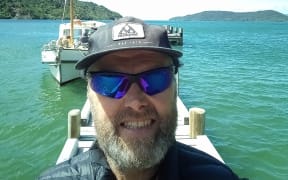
{"left": 0, "top": 19, "right": 287, "bottom": 179}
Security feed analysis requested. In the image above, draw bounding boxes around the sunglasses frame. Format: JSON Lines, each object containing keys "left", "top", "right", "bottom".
{"left": 87, "top": 66, "right": 176, "bottom": 98}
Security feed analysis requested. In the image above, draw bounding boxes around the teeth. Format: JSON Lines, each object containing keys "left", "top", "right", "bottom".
{"left": 124, "top": 120, "right": 152, "bottom": 129}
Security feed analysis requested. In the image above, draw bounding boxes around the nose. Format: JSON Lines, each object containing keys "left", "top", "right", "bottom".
{"left": 123, "top": 83, "right": 149, "bottom": 112}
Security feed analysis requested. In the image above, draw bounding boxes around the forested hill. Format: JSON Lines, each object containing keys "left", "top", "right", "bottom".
{"left": 170, "top": 10, "right": 288, "bottom": 22}
{"left": 0, "top": 0, "right": 122, "bottom": 20}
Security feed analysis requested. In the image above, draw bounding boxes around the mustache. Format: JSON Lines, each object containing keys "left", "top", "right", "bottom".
{"left": 114, "top": 107, "right": 159, "bottom": 123}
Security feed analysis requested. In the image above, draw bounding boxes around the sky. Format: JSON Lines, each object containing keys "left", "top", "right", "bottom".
{"left": 82, "top": 0, "right": 288, "bottom": 20}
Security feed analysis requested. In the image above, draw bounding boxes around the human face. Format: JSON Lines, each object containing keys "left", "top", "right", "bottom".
{"left": 87, "top": 50, "right": 178, "bottom": 170}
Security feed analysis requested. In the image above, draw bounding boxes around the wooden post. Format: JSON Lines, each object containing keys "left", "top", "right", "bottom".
{"left": 68, "top": 109, "right": 80, "bottom": 138}
{"left": 189, "top": 107, "right": 205, "bottom": 139}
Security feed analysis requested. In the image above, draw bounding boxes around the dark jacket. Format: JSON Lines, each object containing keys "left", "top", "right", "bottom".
{"left": 38, "top": 141, "right": 241, "bottom": 180}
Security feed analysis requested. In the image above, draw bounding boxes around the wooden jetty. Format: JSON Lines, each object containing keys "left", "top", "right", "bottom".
{"left": 165, "top": 25, "right": 183, "bottom": 46}
{"left": 56, "top": 97, "right": 224, "bottom": 164}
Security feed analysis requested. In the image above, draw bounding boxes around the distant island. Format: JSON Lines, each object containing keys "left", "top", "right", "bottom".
{"left": 170, "top": 10, "right": 288, "bottom": 22}
{"left": 0, "top": 0, "right": 122, "bottom": 20}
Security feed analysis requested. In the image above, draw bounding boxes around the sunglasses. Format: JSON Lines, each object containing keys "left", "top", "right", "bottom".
{"left": 88, "top": 66, "right": 175, "bottom": 99}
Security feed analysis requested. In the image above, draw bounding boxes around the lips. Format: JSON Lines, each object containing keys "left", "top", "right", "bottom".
{"left": 120, "top": 119, "right": 155, "bottom": 129}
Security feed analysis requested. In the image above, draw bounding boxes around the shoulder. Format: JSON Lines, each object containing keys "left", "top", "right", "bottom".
{"left": 159, "top": 142, "right": 240, "bottom": 180}
{"left": 37, "top": 148, "right": 114, "bottom": 180}
{"left": 176, "top": 141, "right": 224, "bottom": 166}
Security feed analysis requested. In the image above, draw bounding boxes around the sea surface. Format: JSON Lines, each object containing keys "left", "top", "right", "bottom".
{"left": 0, "top": 19, "right": 287, "bottom": 180}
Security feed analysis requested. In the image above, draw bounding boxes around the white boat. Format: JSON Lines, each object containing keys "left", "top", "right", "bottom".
{"left": 41, "top": 0, "right": 105, "bottom": 85}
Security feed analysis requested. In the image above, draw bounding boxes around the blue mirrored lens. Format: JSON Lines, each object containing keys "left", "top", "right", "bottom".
{"left": 91, "top": 74, "right": 129, "bottom": 99}
{"left": 139, "top": 68, "right": 172, "bottom": 95}
{"left": 90, "top": 67, "right": 173, "bottom": 99}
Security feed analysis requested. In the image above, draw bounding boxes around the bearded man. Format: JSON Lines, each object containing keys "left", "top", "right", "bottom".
{"left": 38, "top": 17, "right": 241, "bottom": 180}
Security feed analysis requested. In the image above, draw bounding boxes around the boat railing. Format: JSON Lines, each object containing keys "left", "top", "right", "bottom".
{"left": 42, "top": 40, "right": 58, "bottom": 51}
{"left": 164, "top": 25, "right": 183, "bottom": 45}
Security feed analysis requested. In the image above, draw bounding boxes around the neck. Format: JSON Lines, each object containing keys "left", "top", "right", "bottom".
{"left": 108, "top": 158, "right": 159, "bottom": 180}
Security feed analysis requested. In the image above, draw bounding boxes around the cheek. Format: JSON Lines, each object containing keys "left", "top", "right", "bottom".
{"left": 88, "top": 88, "right": 117, "bottom": 136}
{"left": 151, "top": 83, "right": 177, "bottom": 117}
{"left": 87, "top": 87, "right": 119, "bottom": 120}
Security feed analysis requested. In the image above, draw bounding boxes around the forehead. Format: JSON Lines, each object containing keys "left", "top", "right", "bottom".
{"left": 88, "top": 50, "right": 173, "bottom": 71}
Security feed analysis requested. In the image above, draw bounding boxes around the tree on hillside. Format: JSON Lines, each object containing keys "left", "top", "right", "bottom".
{"left": 0, "top": 0, "right": 122, "bottom": 20}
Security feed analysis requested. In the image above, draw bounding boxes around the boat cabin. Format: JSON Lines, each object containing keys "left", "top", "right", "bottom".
{"left": 57, "top": 20, "right": 106, "bottom": 48}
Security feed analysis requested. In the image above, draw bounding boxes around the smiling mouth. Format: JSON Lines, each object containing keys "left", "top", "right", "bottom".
{"left": 120, "top": 119, "right": 155, "bottom": 129}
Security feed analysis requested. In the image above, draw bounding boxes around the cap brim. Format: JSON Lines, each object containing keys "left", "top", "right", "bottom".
{"left": 75, "top": 46, "right": 182, "bottom": 70}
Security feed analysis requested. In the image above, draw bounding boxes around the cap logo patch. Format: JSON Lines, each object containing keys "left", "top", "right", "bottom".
{"left": 112, "top": 23, "right": 144, "bottom": 40}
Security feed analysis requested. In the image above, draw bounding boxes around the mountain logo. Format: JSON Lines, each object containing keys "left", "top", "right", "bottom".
{"left": 112, "top": 23, "right": 145, "bottom": 40}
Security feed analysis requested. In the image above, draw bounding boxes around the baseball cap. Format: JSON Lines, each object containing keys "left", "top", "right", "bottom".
{"left": 75, "top": 16, "right": 182, "bottom": 70}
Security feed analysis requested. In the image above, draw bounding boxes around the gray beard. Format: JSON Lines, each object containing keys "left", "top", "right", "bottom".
{"left": 95, "top": 107, "right": 177, "bottom": 171}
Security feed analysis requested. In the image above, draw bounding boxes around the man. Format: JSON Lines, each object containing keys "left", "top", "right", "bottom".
{"left": 39, "top": 17, "right": 241, "bottom": 180}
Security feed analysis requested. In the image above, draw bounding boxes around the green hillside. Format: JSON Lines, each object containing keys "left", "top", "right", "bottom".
{"left": 170, "top": 10, "right": 288, "bottom": 22}
{"left": 0, "top": 0, "right": 122, "bottom": 20}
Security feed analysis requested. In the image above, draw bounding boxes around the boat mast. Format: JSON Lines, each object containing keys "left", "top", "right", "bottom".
{"left": 70, "top": 0, "right": 74, "bottom": 47}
